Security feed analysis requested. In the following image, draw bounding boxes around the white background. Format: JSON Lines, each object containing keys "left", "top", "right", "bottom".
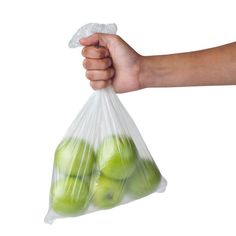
{"left": 0, "top": 0, "right": 236, "bottom": 235}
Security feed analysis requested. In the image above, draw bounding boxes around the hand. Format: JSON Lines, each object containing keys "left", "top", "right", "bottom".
{"left": 80, "top": 34, "right": 142, "bottom": 93}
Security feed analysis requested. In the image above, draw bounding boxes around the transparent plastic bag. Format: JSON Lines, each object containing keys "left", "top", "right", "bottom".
{"left": 45, "top": 23, "right": 167, "bottom": 224}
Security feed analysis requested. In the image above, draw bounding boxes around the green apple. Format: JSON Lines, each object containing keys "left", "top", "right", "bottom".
{"left": 55, "top": 138, "right": 95, "bottom": 177}
{"left": 127, "top": 159, "right": 161, "bottom": 198}
{"left": 97, "top": 135, "right": 138, "bottom": 180}
{"left": 51, "top": 177, "right": 89, "bottom": 215}
{"left": 91, "top": 175, "right": 126, "bottom": 209}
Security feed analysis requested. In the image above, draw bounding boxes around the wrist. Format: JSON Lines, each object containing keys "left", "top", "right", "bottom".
{"left": 138, "top": 55, "right": 172, "bottom": 89}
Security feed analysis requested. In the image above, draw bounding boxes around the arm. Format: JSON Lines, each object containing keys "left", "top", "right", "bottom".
{"left": 80, "top": 34, "right": 236, "bottom": 93}
{"left": 140, "top": 42, "right": 236, "bottom": 88}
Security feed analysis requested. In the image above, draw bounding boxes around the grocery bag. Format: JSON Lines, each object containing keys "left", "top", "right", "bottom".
{"left": 45, "top": 23, "right": 167, "bottom": 224}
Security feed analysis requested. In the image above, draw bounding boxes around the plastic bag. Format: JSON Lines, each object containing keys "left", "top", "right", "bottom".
{"left": 45, "top": 23, "right": 167, "bottom": 224}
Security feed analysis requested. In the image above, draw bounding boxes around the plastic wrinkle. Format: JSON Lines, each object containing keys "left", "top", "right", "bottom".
{"left": 45, "top": 23, "right": 167, "bottom": 224}
{"left": 68, "top": 23, "right": 117, "bottom": 48}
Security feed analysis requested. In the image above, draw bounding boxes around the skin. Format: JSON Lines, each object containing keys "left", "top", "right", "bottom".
{"left": 80, "top": 34, "right": 236, "bottom": 93}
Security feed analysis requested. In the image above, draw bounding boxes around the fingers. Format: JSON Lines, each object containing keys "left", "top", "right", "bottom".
{"left": 86, "top": 67, "right": 114, "bottom": 81}
{"left": 90, "top": 80, "right": 111, "bottom": 90}
{"left": 81, "top": 42, "right": 114, "bottom": 90}
{"left": 82, "top": 46, "right": 109, "bottom": 59}
{"left": 79, "top": 33, "right": 110, "bottom": 47}
{"left": 82, "top": 46, "right": 114, "bottom": 83}
{"left": 79, "top": 33, "right": 101, "bottom": 46}
{"left": 83, "top": 58, "right": 112, "bottom": 70}
{"left": 83, "top": 49, "right": 114, "bottom": 81}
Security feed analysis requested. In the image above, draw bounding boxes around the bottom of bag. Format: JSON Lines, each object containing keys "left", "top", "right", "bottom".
{"left": 44, "top": 177, "right": 167, "bottom": 224}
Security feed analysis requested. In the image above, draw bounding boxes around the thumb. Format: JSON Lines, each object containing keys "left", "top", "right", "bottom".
{"left": 79, "top": 33, "right": 111, "bottom": 47}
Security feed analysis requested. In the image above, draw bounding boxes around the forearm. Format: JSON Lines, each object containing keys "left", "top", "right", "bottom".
{"left": 139, "top": 42, "right": 236, "bottom": 88}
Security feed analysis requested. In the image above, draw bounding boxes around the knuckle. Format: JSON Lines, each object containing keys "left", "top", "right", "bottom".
{"left": 108, "top": 68, "right": 114, "bottom": 77}
{"left": 98, "top": 48, "right": 107, "bottom": 58}
{"left": 104, "top": 68, "right": 113, "bottom": 79}
{"left": 81, "top": 47, "right": 88, "bottom": 57}
{"left": 88, "top": 59, "right": 94, "bottom": 69}
{"left": 82, "top": 46, "right": 95, "bottom": 58}
{"left": 107, "top": 34, "right": 118, "bottom": 40}
{"left": 86, "top": 70, "right": 93, "bottom": 80}
{"left": 90, "top": 81, "right": 105, "bottom": 90}
{"left": 110, "top": 34, "right": 120, "bottom": 42}
{"left": 83, "top": 59, "right": 88, "bottom": 68}
{"left": 103, "top": 58, "right": 111, "bottom": 68}
{"left": 105, "top": 70, "right": 110, "bottom": 78}
{"left": 113, "top": 35, "right": 120, "bottom": 40}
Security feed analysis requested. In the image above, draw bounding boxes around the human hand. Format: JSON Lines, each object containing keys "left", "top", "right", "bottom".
{"left": 81, "top": 36, "right": 236, "bottom": 90}
{"left": 80, "top": 34, "right": 143, "bottom": 93}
